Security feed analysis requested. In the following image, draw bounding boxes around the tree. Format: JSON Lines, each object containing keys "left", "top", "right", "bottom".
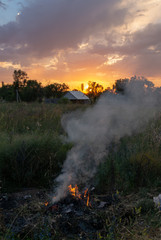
{"left": 86, "top": 81, "right": 104, "bottom": 101}
{"left": 21, "top": 80, "right": 42, "bottom": 102}
{"left": 13, "top": 69, "right": 28, "bottom": 90}
{"left": 44, "top": 83, "right": 69, "bottom": 98}
{"left": 13, "top": 69, "right": 29, "bottom": 102}
{"left": 130, "top": 76, "right": 154, "bottom": 88}
{"left": 0, "top": 84, "right": 15, "bottom": 101}
{"left": 113, "top": 78, "right": 129, "bottom": 94}
{"left": 113, "top": 76, "right": 155, "bottom": 95}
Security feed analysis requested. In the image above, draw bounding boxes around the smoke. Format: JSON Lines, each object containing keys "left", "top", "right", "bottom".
{"left": 52, "top": 77, "right": 160, "bottom": 203}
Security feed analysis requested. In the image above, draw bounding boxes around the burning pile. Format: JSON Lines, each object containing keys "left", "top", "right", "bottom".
{"left": 68, "top": 184, "right": 90, "bottom": 207}
{"left": 43, "top": 187, "right": 121, "bottom": 239}
{"left": 48, "top": 184, "right": 91, "bottom": 209}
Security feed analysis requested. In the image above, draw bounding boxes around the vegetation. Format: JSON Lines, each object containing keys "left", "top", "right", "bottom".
{"left": 112, "top": 76, "right": 155, "bottom": 94}
{"left": 86, "top": 81, "right": 104, "bottom": 102}
{"left": 0, "top": 102, "right": 87, "bottom": 190}
{"left": 96, "top": 114, "right": 161, "bottom": 193}
{"left": 0, "top": 69, "right": 106, "bottom": 103}
{"left": 1, "top": 70, "right": 161, "bottom": 104}
{"left": 0, "top": 101, "right": 160, "bottom": 192}
{"left": 112, "top": 78, "right": 129, "bottom": 94}
{"left": 0, "top": 70, "right": 69, "bottom": 102}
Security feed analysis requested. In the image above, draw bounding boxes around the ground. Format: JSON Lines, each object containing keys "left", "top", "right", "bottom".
{"left": 0, "top": 188, "right": 161, "bottom": 240}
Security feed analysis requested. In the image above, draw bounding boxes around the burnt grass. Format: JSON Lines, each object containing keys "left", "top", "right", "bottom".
{"left": 0, "top": 188, "right": 161, "bottom": 240}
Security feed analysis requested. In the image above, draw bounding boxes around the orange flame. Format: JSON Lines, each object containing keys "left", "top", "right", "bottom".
{"left": 44, "top": 201, "right": 49, "bottom": 207}
{"left": 87, "top": 193, "right": 90, "bottom": 207}
{"left": 68, "top": 185, "right": 91, "bottom": 207}
{"left": 84, "top": 189, "right": 88, "bottom": 198}
{"left": 68, "top": 184, "right": 82, "bottom": 199}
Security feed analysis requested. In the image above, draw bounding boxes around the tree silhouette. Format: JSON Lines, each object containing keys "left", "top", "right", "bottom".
{"left": 44, "top": 83, "right": 69, "bottom": 98}
{"left": 21, "top": 80, "right": 42, "bottom": 102}
{"left": 113, "top": 78, "right": 129, "bottom": 94}
{"left": 0, "top": 84, "right": 15, "bottom": 101}
{"left": 13, "top": 69, "right": 28, "bottom": 90}
{"left": 86, "top": 81, "right": 104, "bottom": 101}
{"left": 113, "top": 76, "right": 155, "bottom": 95}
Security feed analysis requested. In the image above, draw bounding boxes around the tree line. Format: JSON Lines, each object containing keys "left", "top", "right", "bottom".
{"left": 0, "top": 69, "right": 107, "bottom": 102}
{"left": 0, "top": 70, "right": 69, "bottom": 102}
{"left": 0, "top": 70, "right": 159, "bottom": 103}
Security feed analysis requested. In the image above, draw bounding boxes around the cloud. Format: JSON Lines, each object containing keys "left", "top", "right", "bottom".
{"left": 0, "top": 0, "right": 127, "bottom": 61}
{"left": 90, "top": 23, "right": 161, "bottom": 79}
{"left": 1, "top": 0, "right": 161, "bottom": 87}
{"left": 0, "top": 1, "right": 6, "bottom": 9}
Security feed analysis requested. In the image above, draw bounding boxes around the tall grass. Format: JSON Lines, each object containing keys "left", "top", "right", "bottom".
{"left": 0, "top": 133, "right": 72, "bottom": 189}
{"left": 0, "top": 102, "right": 161, "bottom": 192}
{"left": 96, "top": 114, "right": 161, "bottom": 193}
{"left": 0, "top": 102, "right": 86, "bottom": 134}
{"left": 0, "top": 102, "right": 85, "bottom": 190}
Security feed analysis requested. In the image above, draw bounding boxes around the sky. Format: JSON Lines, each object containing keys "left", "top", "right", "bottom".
{"left": 0, "top": 0, "right": 161, "bottom": 89}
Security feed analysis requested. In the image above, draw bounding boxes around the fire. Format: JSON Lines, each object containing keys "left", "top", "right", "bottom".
{"left": 87, "top": 193, "right": 90, "bottom": 207}
{"left": 68, "top": 184, "right": 81, "bottom": 199}
{"left": 84, "top": 189, "right": 88, "bottom": 198}
{"left": 68, "top": 184, "right": 91, "bottom": 207}
{"left": 44, "top": 201, "right": 49, "bottom": 206}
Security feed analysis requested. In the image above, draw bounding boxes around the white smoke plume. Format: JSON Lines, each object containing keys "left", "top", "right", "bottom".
{"left": 52, "top": 77, "right": 160, "bottom": 203}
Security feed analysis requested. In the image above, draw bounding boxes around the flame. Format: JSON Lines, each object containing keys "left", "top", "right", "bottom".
{"left": 68, "top": 184, "right": 81, "bottom": 199}
{"left": 84, "top": 189, "right": 88, "bottom": 198}
{"left": 68, "top": 184, "right": 91, "bottom": 207}
{"left": 87, "top": 193, "right": 90, "bottom": 207}
{"left": 44, "top": 201, "right": 49, "bottom": 207}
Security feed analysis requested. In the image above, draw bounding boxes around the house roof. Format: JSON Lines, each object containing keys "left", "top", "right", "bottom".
{"left": 64, "top": 91, "right": 89, "bottom": 100}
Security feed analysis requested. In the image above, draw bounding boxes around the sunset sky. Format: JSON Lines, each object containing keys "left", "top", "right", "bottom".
{"left": 0, "top": 0, "right": 161, "bottom": 90}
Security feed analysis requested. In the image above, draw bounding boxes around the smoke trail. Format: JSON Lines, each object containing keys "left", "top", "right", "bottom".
{"left": 52, "top": 77, "right": 160, "bottom": 202}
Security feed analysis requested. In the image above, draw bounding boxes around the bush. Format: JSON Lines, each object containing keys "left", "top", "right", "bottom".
{"left": 58, "top": 97, "right": 70, "bottom": 104}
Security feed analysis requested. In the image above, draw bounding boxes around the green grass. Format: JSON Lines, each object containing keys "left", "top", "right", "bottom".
{"left": 0, "top": 102, "right": 86, "bottom": 190}
{"left": 96, "top": 114, "right": 161, "bottom": 193}
{"left": 0, "top": 102, "right": 161, "bottom": 194}
{"left": 0, "top": 132, "right": 72, "bottom": 189}
{"left": 0, "top": 102, "right": 86, "bottom": 134}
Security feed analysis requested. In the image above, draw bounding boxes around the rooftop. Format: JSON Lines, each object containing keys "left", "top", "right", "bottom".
{"left": 64, "top": 91, "right": 89, "bottom": 100}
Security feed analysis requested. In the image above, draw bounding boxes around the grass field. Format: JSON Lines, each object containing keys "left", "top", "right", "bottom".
{"left": 0, "top": 102, "right": 87, "bottom": 189}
